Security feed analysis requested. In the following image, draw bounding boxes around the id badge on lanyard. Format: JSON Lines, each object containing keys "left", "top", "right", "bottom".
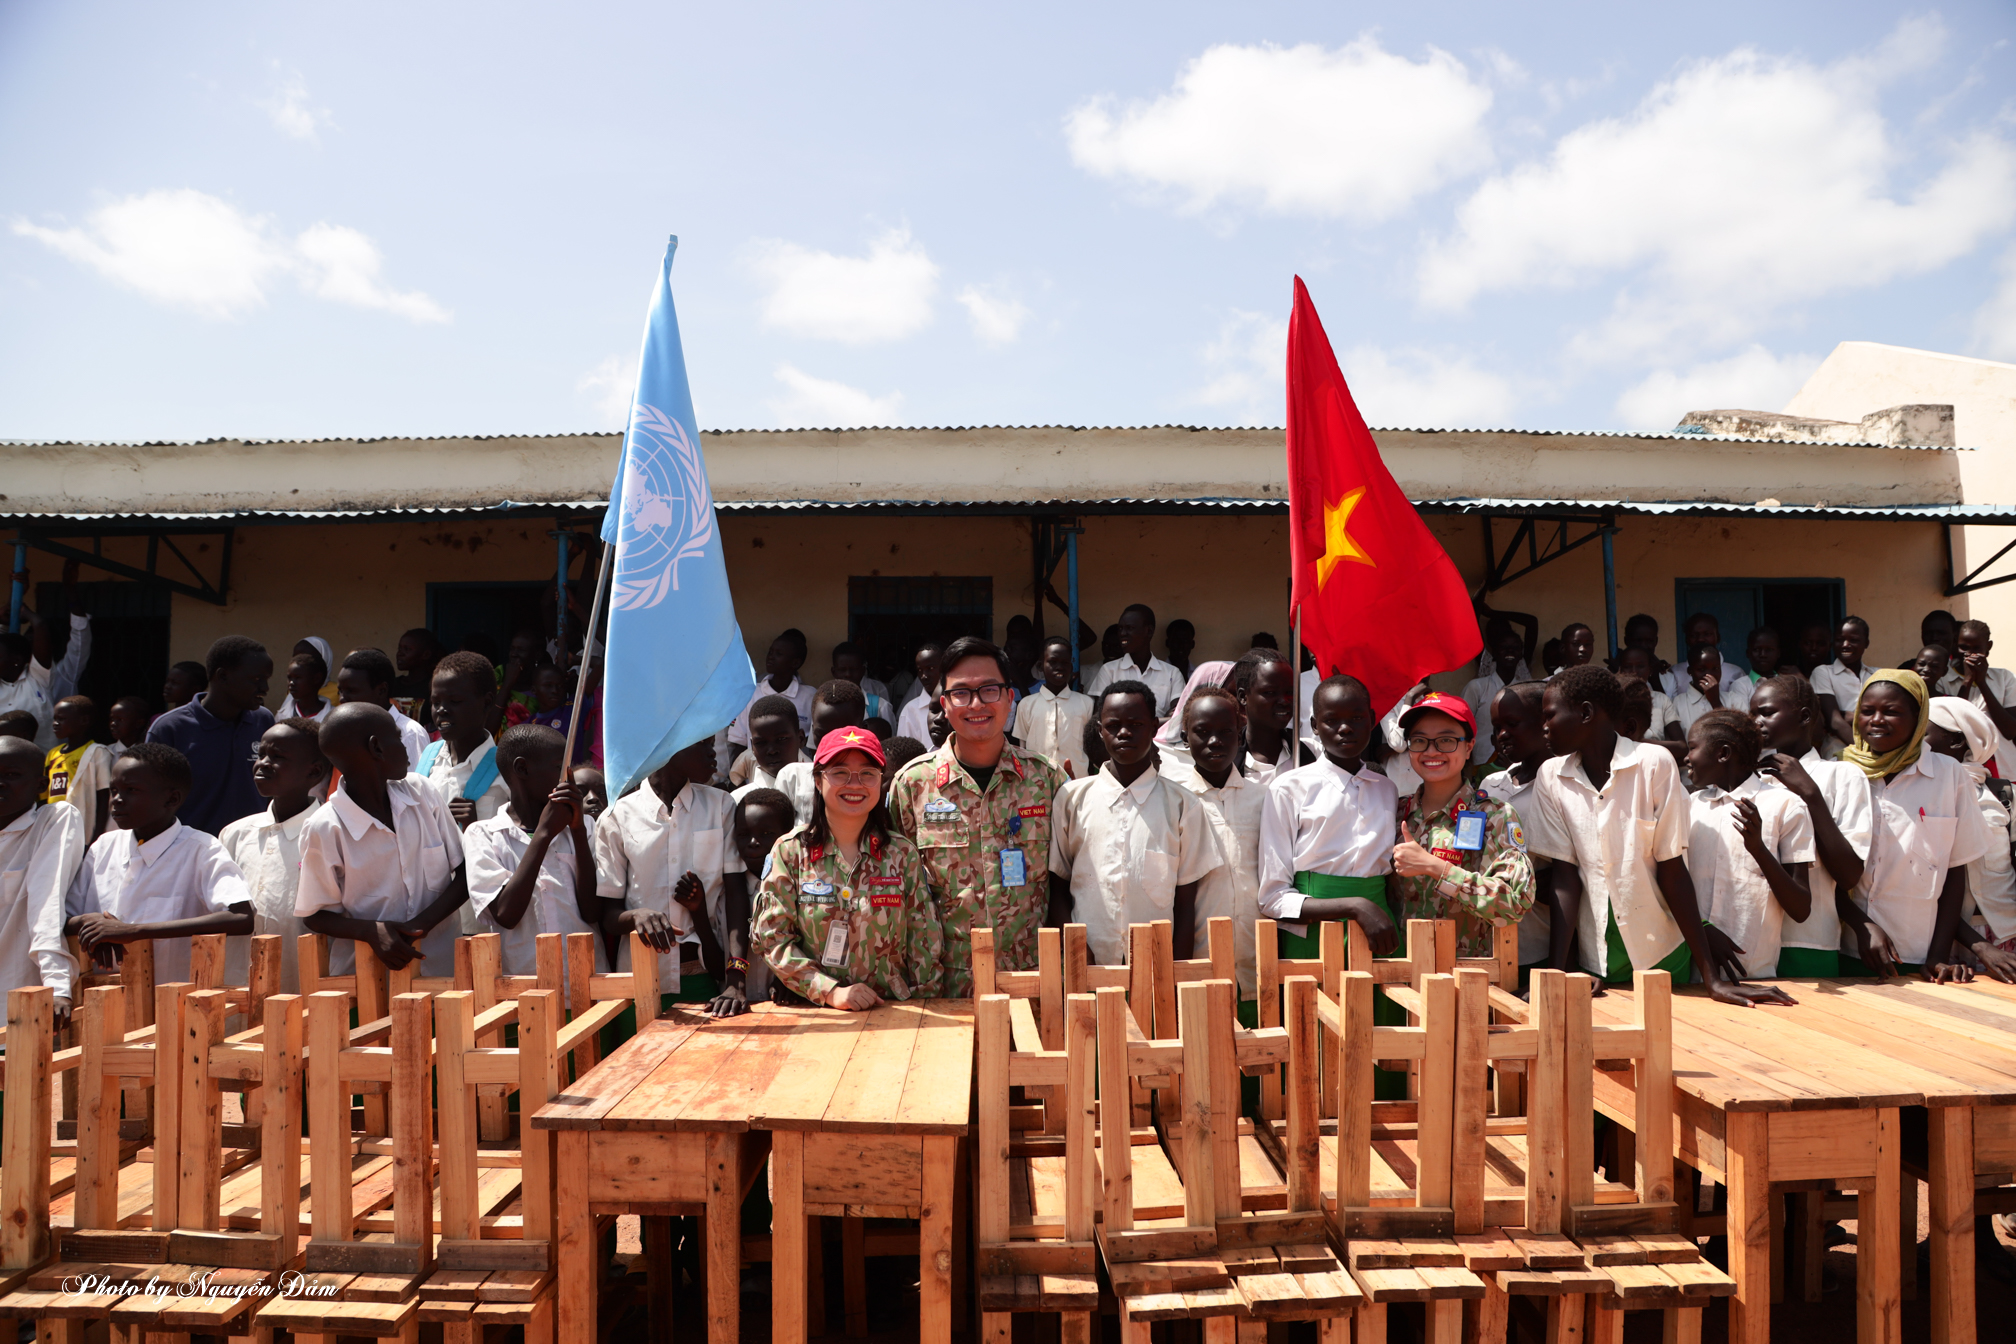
{"left": 1452, "top": 811, "right": 1487, "bottom": 851}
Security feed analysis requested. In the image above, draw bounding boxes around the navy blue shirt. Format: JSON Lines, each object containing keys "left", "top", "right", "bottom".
{"left": 145, "top": 694, "right": 276, "bottom": 835}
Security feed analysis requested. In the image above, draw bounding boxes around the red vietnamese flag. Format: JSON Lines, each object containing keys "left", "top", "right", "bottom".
{"left": 1286, "top": 277, "right": 1480, "bottom": 717}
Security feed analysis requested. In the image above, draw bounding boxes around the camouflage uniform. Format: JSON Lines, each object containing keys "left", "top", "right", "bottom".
{"left": 1393, "top": 782, "right": 1536, "bottom": 958}
{"left": 887, "top": 740, "right": 1067, "bottom": 997}
{"left": 752, "top": 828, "right": 947, "bottom": 1003}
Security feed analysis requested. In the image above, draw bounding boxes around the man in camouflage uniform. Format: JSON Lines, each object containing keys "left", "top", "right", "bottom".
{"left": 887, "top": 636, "right": 1067, "bottom": 996}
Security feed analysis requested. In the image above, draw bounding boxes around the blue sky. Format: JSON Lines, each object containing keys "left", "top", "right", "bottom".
{"left": 3, "top": 1, "right": 2013, "bottom": 442}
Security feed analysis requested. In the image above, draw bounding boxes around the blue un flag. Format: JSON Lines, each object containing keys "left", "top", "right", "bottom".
{"left": 599, "top": 237, "right": 756, "bottom": 796}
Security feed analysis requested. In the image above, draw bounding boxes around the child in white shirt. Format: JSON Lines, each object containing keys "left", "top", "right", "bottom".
{"left": 465, "top": 725, "right": 602, "bottom": 987}
{"left": 0, "top": 736, "right": 83, "bottom": 1023}
{"left": 1680, "top": 710, "right": 1814, "bottom": 979}
{"left": 594, "top": 737, "right": 749, "bottom": 1016}
{"left": 218, "top": 718, "right": 328, "bottom": 991}
{"left": 1925, "top": 697, "right": 2016, "bottom": 974}
{"left": 1014, "top": 638, "right": 1095, "bottom": 780}
{"left": 1671, "top": 646, "right": 1754, "bottom": 737}
{"left": 295, "top": 704, "right": 468, "bottom": 977}
{"left": 418, "top": 651, "right": 510, "bottom": 830}
{"left": 1525, "top": 666, "right": 1793, "bottom": 1005}
{"left": 1749, "top": 674, "right": 1876, "bottom": 978}
{"left": 66, "top": 744, "right": 254, "bottom": 985}
{"left": 1049, "top": 681, "right": 1220, "bottom": 966}
{"left": 1168, "top": 686, "right": 1262, "bottom": 997}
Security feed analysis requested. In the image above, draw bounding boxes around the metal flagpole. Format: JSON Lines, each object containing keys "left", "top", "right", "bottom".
{"left": 563, "top": 539, "right": 615, "bottom": 770}
{"left": 1290, "top": 603, "right": 1301, "bottom": 769}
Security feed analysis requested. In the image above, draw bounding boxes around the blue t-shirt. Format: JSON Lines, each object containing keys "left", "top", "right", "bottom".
{"left": 144, "top": 694, "right": 276, "bottom": 835}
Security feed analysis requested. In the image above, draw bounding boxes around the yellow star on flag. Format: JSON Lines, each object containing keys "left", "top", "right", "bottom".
{"left": 1316, "top": 486, "right": 1374, "bottom": 588}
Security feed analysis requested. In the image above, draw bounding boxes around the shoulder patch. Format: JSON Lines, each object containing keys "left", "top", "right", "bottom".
{"left": 1508, "top": 821, "right": 1526, "bottom": 849}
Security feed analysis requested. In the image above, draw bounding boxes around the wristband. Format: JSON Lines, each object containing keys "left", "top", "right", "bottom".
{"left": 727, "top": 956, "right": 749, "bottom": 973}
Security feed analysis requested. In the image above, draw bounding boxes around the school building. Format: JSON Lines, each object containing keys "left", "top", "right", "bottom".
{"left": 6, "top": 340, "right": 2016, "bottom": 710}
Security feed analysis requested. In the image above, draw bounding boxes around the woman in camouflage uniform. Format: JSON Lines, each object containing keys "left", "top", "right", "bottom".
{"left": 753, "top": 726, "right": 946, "bottom": 1009}
{"left": 1389, "top": 693, "right": 1535, "bottom": 958}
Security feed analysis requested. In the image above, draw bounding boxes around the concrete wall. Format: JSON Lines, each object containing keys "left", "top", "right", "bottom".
{"left": 148, "top": 509, "right": 1952, "bottom": 710}
{"left": 1783, "top": 341, "right": 2016, "bottom": 640}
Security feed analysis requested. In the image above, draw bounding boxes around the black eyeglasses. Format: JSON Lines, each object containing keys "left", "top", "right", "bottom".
{"left": 942, "top": 683, "right": 1010, "bottom": 707}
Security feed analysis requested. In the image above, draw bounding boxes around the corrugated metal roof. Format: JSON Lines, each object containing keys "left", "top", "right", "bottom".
{"left": 0, "top": 424, "right": 1970, "bottom": 450}
{"left": 5, "top": 497, "right": 2012, "bottom": 525}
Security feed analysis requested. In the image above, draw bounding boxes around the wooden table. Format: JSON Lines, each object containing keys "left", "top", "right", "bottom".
{"left": 529, "top": 999, "right": 973, "bottom": 1344}
{"left": 1587, "top": 981, "right": 1932, "bottom": 1344}
{"left": 1755, "top": 977, "right": 2016, "bottom": 1344}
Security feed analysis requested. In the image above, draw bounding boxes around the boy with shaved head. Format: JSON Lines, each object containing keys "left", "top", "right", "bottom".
{"left": 0, "top": 735, "right": 83, "bottom": 1026}
{"left": 295, "top": 702, "right": 469, "bottom": 976}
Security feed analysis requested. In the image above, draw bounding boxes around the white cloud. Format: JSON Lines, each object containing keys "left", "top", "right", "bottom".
{"left": 12, "top": 188, "right": 449, "bottom": 323}
{"left": 1196, "top": 311, "right": 1287, "bottom": 425}
{"left": 1065, "top": 39, "right": 1493, "bottom": 221}
{"left": 1974, "top": 244, "right": 2016, "bottom": 362}
{"left": 1420, "top": 18, "right": 2016, "bottom": 361}
{"left": 1338, "top": 345, "right": 1517, "bottom": 428}
{"left": 744, "top": 228, "right": 938, "bottom": 343}
{"left": 1194, "top": 311, "right": 1516, "bottom": 427}
{"left": 261, "top": 70, "right": 331, "bottom": 142}
{"left": 956, "top": 284, "right": 1029, "bottom": 346}
{"left": 576, "top": 354, "right": 638, "bottom": 428}
{"left": 770, "top": 364, "right": 903, "bottom": 428}
{"left": 294, "top": 223, "right": 449, "bottom": 323}
{"left": 1613, "top": 345, "right": 1823, "bottom": 431}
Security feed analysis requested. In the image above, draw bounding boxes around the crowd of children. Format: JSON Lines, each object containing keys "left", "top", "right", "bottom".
{"left": 5, "top": 590, "right": 2016, "bottom": 1044}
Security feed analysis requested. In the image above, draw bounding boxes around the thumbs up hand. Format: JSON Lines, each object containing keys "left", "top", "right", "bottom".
{"left": 1391, "top": 820, "right": 1449, "bottom": 879}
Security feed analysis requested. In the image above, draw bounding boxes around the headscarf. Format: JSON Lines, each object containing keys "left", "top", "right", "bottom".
{"left": 1841, "top": 669, "right": 1930, "bottom": 779}
{"left": 300, "top": 635, "right": 334, "bottom": 680}
{"left": 1155, "top": 660, "right": 1236, "bottom": 747}
{"left": 1929, "top": 695, "right": 1997, "bottom": 784}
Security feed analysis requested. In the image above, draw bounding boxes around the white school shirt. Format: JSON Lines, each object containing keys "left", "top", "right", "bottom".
{"left": 1525, "top": 739, "right": 1692, "bottom": 977}
{"left": 764, "top": 762, "right": 818, "bottom": 831}
{"left": 0, "top": 615, "right": 91, "bottom": 750}
{"left": 728, "top": 677, "right": 816, "bottom": 747}
{"left": 1048, "top": 764, "right": 1221, "bottom": 967}
{"left": 465, "top": 808, "right": 604, "bottom": 984}
{"left": 1848, "top": 750, "right": 1991, "bottom": 965}
{"left": 1015, "top": 685, "right": 1095, "bottom": 780}
{"left": 276, "top": 693, "right": 332, "bottom": 721}
{"left": 1809, "top": 661, "right": 1876, "bottom": 755}
{"left": 1647, "top": 688, "right": 1680, "bottom": 740}
{"left": 1257, "top": 757, "right": 1398, "bottom": 935}
{"left": 728, "top": 748, "right": 810, "bottom": 792}
{"left": 218, "top": 803, "right": 315, "bottom": 992}
{"left": 1936, "top": 668, "right": 2016, "bottom": 779}
{"left": 861, "top": 676, "right": 893, "bottom": 707}
{"left": 896, "top": 694, "right": 935, "bottom": 745}
{"left": 1479, "top": 767, "right": 1551, "bottom": 966}
{"left": 1241, "top": 740, "right": 1299, "bottom": 790}
{"left": 423, "top": 736, "right": 510, "bottom": 823}
{"left": 1671, "top": 675, "right": 1753, "bottom": 735}
{"left": 1778, "top": 750, "right": 1874, "bottom": 954}
{"left": 1169, "top": 764, "right": 1264, "bottom": 996}
{"left": 1087, "top": 656, "right": 1188, "bottom": 720}
{"left": 1685, "top": 775, "right": 1814, "bottom": 978}
{"left": 387, "top": 705, "right": 433, "bottom": 771}
{"left": 67, "top": 821, "right": 250, "bottom": 985}
{"left": 294, "top": 775, "right": 465, "bottom": 977}
{"left": 1965, "top": 780, "right": 2016, "bottom": 941}
{"left": 0, "top": 804, "right": 84, "bottom": 1004}
{"left": 1658, "top": 658, "right": 1744, "bottom": 702}
{"left": 591, "top": 781, "right": 745, "bottom": 989}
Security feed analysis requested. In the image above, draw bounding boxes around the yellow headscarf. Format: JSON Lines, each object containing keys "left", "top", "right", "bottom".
{"left": 1841, "top": 668, "right": 1931, "bottom": 779}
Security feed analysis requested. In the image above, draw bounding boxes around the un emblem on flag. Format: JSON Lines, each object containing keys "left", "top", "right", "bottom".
{"left": 611, "top": 403, "right": 717, "bottom": 611}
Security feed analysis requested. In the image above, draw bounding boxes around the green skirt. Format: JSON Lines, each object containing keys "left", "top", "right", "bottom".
{"left": 1283, "top": 873, "right": 1404, "bottom": 1098}
{"left": 1774, "top": 947, "right": 1841, "bottom": 978}
{"left": 1602, "top": 911, "right": 1692, "bottom": 987}
{"left": 1838, "top": 956, "right": 1923, "bottom": 978}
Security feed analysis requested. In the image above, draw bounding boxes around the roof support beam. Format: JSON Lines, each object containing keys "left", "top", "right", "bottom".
{"left": 1944, "top": 521, "right": 2016, "bottom": 596}
{"left": 14, "top": 527, "right": 233, "bottom": 606}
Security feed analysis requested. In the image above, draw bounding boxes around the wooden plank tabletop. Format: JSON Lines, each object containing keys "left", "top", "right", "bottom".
{"left": 527, "top": 1000, "right": 974, "bottom": 1136}
{"left": 1592, "top": 979, "right": 2016, "bottom": 1114}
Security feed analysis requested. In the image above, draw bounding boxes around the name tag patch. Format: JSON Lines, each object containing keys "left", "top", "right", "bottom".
{"left": 1017, "top": 804, "right": 1048, "bottom": 819}
{"left": 1431, "top": 848, "right": 1466, "bottom": 866}
{"left": 870, "top": 891, "right": 904, "bottom": 908}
